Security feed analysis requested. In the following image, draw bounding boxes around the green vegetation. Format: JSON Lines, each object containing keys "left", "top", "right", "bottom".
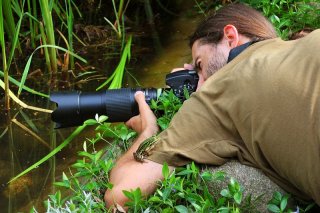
{"left": 240, "top": 0, "right": 320, "bottom": 39}
{"left": 196, "top": 0, "right": 320, "bottom": 40}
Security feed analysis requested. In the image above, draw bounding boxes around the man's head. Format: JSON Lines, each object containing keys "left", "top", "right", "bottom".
{"left": 189, "top": 3, "right": 277, "bottom": 89}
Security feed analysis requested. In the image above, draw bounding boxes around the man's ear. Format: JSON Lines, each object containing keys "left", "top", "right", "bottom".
{"left": 223, "top": 25, "right": 240, "bottom": 48}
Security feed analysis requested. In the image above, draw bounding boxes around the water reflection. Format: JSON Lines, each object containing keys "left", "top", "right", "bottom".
{"left": 0, "top": 96, "right": 96, "bottom": 212}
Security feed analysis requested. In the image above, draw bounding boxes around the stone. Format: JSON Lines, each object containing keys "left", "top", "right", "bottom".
{"left": 203, "top": 160, "right": 293, "bottom": 212}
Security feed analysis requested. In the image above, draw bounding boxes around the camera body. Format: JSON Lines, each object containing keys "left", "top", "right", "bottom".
{"left": 50, "top": 70, "right": 198, "bottom": 128}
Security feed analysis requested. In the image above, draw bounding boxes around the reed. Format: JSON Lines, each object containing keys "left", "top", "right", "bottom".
{"left": 105, "top": 0, "right": 128, "bottom": 39}
{"left": 27, "top": 0, "right": 35, "bottom": 48}
{"left": 39, "top": 0, "right": 58, "bottom": 73}
{"left": 0, "top": 0, "right": 9, "bottom": 109}
{"left": 96, "top": 35, "right": 132, "bottom": 90}
{"left": 0, "top": 70, "right": 49, "bottom": 98}
{"left": 39, "top": 22, "right": 52, "bottom": 74}
{"left": 3, "top": 0, "right": 21, "bottom": 53}
{"left": 66, "top": 0, "right": 74, "bottom": 70}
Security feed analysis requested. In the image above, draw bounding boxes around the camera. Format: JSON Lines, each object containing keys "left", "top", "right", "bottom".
{"left": 50, "top": 70, "right": 199, "bottom": 128}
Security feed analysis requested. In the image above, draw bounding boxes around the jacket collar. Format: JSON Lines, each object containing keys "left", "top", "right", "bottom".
{"left": 227, "top": 41, "right": 256, "bottom": 63}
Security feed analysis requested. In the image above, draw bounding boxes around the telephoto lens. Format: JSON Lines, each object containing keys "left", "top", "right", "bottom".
{"left": 50, "top": 88, "right": 160, "bottom": 128}
{"left": 50, "top": 70, "right": 199, "bottom": 128}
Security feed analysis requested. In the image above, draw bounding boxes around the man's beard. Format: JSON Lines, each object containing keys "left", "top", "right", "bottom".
{"left": 206, "top": 47, "right": 228, "bottom": 78}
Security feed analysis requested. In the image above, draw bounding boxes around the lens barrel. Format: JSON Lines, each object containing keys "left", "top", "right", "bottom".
{"left": 50, "top": 88, "right": 158, "bottom": 128}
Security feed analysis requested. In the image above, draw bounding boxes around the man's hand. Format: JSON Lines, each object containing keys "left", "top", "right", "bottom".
{"left": 125, "top": 91, "right": 159, "bottom": 137}
{"left": 171, "top": 63, "right": 194, "bottom": 72}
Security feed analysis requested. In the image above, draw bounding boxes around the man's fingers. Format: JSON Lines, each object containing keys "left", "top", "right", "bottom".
{"left": 171, "top": 64, "right": 194, "bottom": 73}
{"left": 171, "top": 68, "right": 185, "bottom": 73}
{"left": 134, "top": 91, "right": 152, "bottom": 118}
{"left": 184, "top": 63, "right": 194, "bottom": 70}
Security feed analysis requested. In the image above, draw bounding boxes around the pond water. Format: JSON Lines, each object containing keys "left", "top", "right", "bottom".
{"left": 0, "top": 6, "right": 199, "bottom": 212}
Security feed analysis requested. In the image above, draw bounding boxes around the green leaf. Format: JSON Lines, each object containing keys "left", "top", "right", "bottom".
{"left": 200, "top": 171, "right": 213, "bottom": 181}
{"left": 72, "top": 162, "right": 86, "bottom": 168}
{"left": 78, "top": 151, "right": 95, "bottom": 160}
{"left": 212, "top": 171, "right": 225, "bottom": 181}
{"left": 234, "top": 192, "right": 242, "bottom": 204}
{"left": 162, "top": 163, "right": 169, "bottom": 179}
{"left": 84, "top": 119, "right": 98, "bottom": 125}
{"left": 177, "top": 169, "right": 193, "bottom": 176}
{"left": 273, "top": 191, "right": 282, "bottom": 203}
{"left": 123, "top": 190, "right": 135, "bottom": 200}
{"left": 220, "top": 189, "right": 230, "bottom": 198}
{"left": 53, "top": 181, "right": 71, "bottom": 188}
{"left": 280, "top": 195, "right": 288, "bottom": 211}
{"left": 148, "top": 196, "right": 162, "bottom": 202}
{"left": 267, "top": 204, "right": 281, "bottom": 213}
{"left": 62, "top": 172, "right": 69, "bottom": 181}
{"left": 175, "top": 205, "right": 188, "bottom": 213}
{"left": 98, "top": 115, "right": 108, "bottom": 123}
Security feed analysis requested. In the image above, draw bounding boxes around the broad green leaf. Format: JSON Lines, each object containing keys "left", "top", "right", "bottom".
{"left": 84, "top": 119, "right": 98, "bottom": 125}
{"left": 122, "top": 190, "right": 134, "bottom": 200}
{"left": 234, "top": 192, "right": 242, "bottom": 204}
{"left": 267, "top": 204, "right": 281, "bottom": 213}
{"left": 280, "top": 195, "right": 288, "bottom": 211}
{"left": 200, "top": 171, "right": 212, "bottom": 181}
{"left": 220, "top": 189, "right": 230, "bottom": 198}
{"left": 175, "top": 205, "right": 188, "bottom": 213}
{"left": 162, "top": 163, "right": 169, "bottom": 179}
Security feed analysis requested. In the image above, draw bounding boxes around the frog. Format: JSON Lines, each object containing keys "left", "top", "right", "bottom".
{"left": 133, "top": 135, "right": 159, "bottom": 162}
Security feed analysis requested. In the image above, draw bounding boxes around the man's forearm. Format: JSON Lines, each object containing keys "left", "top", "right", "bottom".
{"left": 105, "top": 131, "right": 164, "bottom": 209}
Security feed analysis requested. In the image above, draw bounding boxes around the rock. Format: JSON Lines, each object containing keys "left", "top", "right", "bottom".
{"left": 203, "top": 160, "right": 292, "bottom": 212}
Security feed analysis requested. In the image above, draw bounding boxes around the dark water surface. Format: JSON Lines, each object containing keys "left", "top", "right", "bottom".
{"left": 0, "top": 7, "right": 199, "bottom": 212}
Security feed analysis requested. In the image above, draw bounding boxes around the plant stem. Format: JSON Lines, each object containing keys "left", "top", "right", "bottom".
{"left": 67, "top": 0, "right": 74, "bottom": 70}
{"left": 39, "top": 0, "right": 57, "bottom": 73}
{"left": 3, "top": 0, "right": 21, "bottom": 54}
{"left": 0, "top": 0, "right": 10, "bottom": 109}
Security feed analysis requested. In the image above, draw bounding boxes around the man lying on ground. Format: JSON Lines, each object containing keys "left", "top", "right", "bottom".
{"left": 104, "top": 3, "right": 320, "bottom": 209}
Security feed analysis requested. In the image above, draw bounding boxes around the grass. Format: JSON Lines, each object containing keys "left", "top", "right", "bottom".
{"left": 0, "top": 0, "right": 9, "bottom": 108}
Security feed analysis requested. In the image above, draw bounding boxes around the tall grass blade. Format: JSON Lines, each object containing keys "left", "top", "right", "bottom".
{"left": 0, "top": 70, "right": 49, "bottom": 98}
{"left": 9, "top": 124, "right": 87, "bottom": 183}
{"left": 27, "top": 0, "right": 35, "bottom": 48}
{"left": 39, "top": 0, "right": 57, "bottom": 73}
{"left": 17, "top": 44, "right": 87, "bottom": 96}
{"left": 0, "top": 0, "right": 9, "bottom": 109}
{"left": 32, "top": 0, "right": 38, "bottom": 43}
{"left": 3, "top": 0, "right": 21, "bottom": 53}
{"left": 66, "top": 0, "right": 74, "bottom": 70}
{"left": 8, "top": 11, "right": 39, "bottom": 71}
{"left": 96, "top": 35, "right": 132, "bottom": 90}
{"left": 71, "top": 0, "right": 81, "bottom": 17}
{"left": 0, "top": 78, "right": 52, "bottom": 113}
{"left": 39, "top": 22, "right": 52, "bottom": 73}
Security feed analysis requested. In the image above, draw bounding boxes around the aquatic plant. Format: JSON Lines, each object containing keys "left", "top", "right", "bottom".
{"left": 96, "top": 35, "right": 132, "bottom": 90}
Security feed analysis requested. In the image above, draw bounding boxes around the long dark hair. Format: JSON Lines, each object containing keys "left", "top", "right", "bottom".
{"left": 189, "top": 3, "right": 277, "bottom": 47}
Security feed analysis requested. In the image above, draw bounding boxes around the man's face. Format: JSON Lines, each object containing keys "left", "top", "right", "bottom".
{"left": 192, "top": 40, "right": 229, "bottom": 90}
